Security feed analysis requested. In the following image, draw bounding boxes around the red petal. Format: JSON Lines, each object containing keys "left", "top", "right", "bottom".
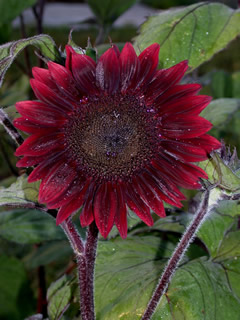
{"left": 65, "top": 45, "right": 76, "bottom": 71}
{"left": 96, "top": 47, "right": 120, "bottom": 94}
{"left": 147, "top": 165, "right": 185, "bottom": 201}
{"left": 141, "top": 170, "right": 183, "bottom": 208}
{"left": 71, "top": 53, "right": 98, "bottom": 94}
{"left": 48, "top": 177, "right": 90, "bottom": 209}
{"left": 125, "top": 183, "right": 153, "bottom": 226}
{"left": 152, "top": 157, "right": 203, "bottom": 189}
{"left": 56, "top": 192, "right": 84, "bottom": 225}
{"left": 39, "top": 161, "right": 76, "bottom": 203}
{"left": 15, "top": 101, "right": 66, "bottom": 125}
{"left": 158, "top": 95, "right": 211, "bottom": 117}
{"left": 15, "top": 132, "right": 63, "bottom": 157}
{"left": 30, "top": 79, "right": 73, "bottom": 112}
{"left": 134, "top": 175, "right": 166, "bottom": 217}
{"left": 160, "top": 115, "right": 212, "bottom": 139}
{"left": 115, "top": 183, "right": 127, "bottom": 239}
{"left": 146, "top": 60, "right": 188, "bottom": 103}
{"left": 32, "top": 67, "right": 56, "bottom": 90}
{"left": 112, "top": 44, "right": 120, "bottom": 57}
{"left": 16, "top": 155, "right": 47, "bottom": 168}
{"left": 48, "top": 61, "right": 79, "bottom": 99}
{"left": 161, "top": 140, "right": 209, "bottom": 162}
{"left": 154, "top": 154, "right": 208, "bottom": 187}
{"left": 188, "top": 134, "right": 221, "bottom": 153}
{"left": 119, "top": 42, "right": 139, "bottom": 92}
{"left": 27, "top": 154, "right": 64, "bottom": 183}
{"left": 80, "top": 182, "right": 96, "bottom": 227}
{"left": 56, "top": 179, "right": 91, "bottom": 224}
{"left": 93, "top": 182, "right": 117, "bottom": 238}
{"left": 137, "top": 43, "right": 160, "bottom": 87}
{"left": 14, "top": 117, "right": 60, "bottom": 134}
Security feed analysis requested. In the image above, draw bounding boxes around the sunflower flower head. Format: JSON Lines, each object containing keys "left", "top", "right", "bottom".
{"left": 14, "top": 43, "right": 221, "bottom": 238}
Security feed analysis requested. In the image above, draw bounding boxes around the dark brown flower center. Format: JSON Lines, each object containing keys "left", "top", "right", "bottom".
{"left": 64, "top": 94, "right": 157, "bottom": 181}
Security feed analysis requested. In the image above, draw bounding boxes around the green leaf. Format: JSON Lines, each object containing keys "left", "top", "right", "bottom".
{"left": 0, "top": 0, "right": 37, "bottom": 25}
{"left": 199, "top": 152, "right": 240, "bottom": 191}
{"left": 200, "top": 98, "right": 240, "bottom": 127}
{"left": 134, "top": 2, "right": 240, "bottom": 70}
{"left": 0, "top": 209, "right": 64, "bottom": 244}
{"left": 47, "top": 275, "right": 73, "bottom": 320}
{"left": 0, "top": 255, "right": 34, "bottom": 320}
{"left": 0, "top": 174, "right": 41, "bottom": 208}
{"left": 214, "top": 230, "right": 240, "bottom": 261}
{"left": 95, "top": 233, "right": 240, "bottom": 319}
{"left": 197, "top": 200, "right": 240, "bottom": 258}
{"left": 232, "top": 71, "right": 240, "bottom": 98}
{"left": 0, "top": 34, "right": 62, "bottom": 87}
{"left": 0, "top": 75, "right": 30, "bottom": 108}
{"left": 26, "top": 240, "right": 72, "bottom": 268}
{"left": 95, "top": 236, "right": 175, "bottom": 319}
{"left": 87, "top": 0, "right": 137, "bottom": 26}
{"left": 154, "top": 257, "right": 240, "bottom": 320}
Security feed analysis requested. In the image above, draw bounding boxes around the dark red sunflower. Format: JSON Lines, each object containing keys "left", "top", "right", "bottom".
{"left": 14, "top": 43, "right": 220, "bottom": 238}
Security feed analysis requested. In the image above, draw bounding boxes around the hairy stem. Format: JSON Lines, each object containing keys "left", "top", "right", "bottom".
{"left": 61, "top": 217, "right": 84, "bottom": 255}
{"left": 0, "top": 108, "right": 24, "bottom": 146}
{"left": 61, "top": 219, "right": 98, "bottom": 320}
{"left": 85, "top": 222, "right": 99, "bottom": 318}
{"left": 141, "top": 190, "right": 210, "bottom": 320}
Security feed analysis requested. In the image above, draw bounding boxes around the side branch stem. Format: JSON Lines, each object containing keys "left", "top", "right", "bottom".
{"left": 0, "top": 108, "right": 24, "bottom": 146}
{"left": 141, "top": 190, "right": 210, "bottom": 320}
{"left": 61, "top": 217, "right": 84, "bottom": 255}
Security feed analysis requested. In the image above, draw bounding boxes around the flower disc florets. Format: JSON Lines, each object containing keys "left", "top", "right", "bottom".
{"left": 14, "top": 42, "right": 221, "bottom": 238}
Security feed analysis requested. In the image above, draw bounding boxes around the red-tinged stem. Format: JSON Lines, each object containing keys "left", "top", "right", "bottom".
{"left": 85, "top": 222, "right": 99, "bottom": 317}
{"left": 37, "top": 265, "right": 47, "bottom": 317}
{"left": 61, "top": 217, "right": 84, "bottom": 258}
{"left": 61, "top": 218, "right": 98, "bottom": 320}
{"left": 141, "top": 190, "right": 210, "bottom": 320}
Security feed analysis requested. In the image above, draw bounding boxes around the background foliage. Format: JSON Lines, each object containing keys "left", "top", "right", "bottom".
{"left": 0, "top": 0, "right": 240, "bottom": 319}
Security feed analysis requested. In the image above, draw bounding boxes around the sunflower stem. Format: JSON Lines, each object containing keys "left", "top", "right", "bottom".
{"left": 61, "top": 218, "right": 98, "bottom": 320}
{"left": 141, "top": 189, "right": 210, "bottom": 320}
{"left": 85, "top": 222, "right": 99, "bottom": 317}
{"left": 76, "top": 222, "right": 98, "bottom": 320}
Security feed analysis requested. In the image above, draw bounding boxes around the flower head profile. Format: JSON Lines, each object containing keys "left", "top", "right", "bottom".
{"left": 14, "top": 43, "right": 220, "bottom": 238}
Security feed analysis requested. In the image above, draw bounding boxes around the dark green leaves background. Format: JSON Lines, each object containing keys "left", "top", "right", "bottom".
{"left": 0, "top": 0, "right": 240, "bottom": 319}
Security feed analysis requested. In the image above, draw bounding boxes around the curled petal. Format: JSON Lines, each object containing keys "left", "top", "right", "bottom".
{"left": 125, "top": 183, "right": 153, "bottom": 226}
{"left": 15, "top": 132, "right": 64, "bottom": 157}
{"left": 48, "top": 61, "right": 79, "bottom": 99}
{"left": 93, "top": 182, "right": 117, "bottom": 238}
{"left": 30, "top": 79, "right": 73, "bottom": 112}
{"left": 15, "top": 101, "right": 66, "bottom": 124}
{"left": 71, "top": 53, "right": 98, "bottom": 94}
{"left": 39, "top": 161, "right": 76, "bottom": 203}
{"left": 115, "top": 183, "right": 128, "bottom": 238}
{"left": 146, "top": 60, "right": 188, "bottom": 102}
{"left": 120, "top": 42, "right": 139, "bottom": 92}
{"left": 137, "top": 43, "right": 160, "bottom": 87}
{"left": 160, "top": 115, "right": 212, "bottom": 139}
{"left": 96, "top": 47, "right": 120, "bottom": 94}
